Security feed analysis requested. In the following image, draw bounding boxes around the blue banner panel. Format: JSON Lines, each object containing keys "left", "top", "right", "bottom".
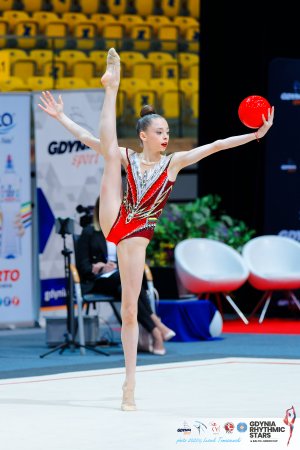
{"left": 41, "top": 278, "right": 67, "bottom": 308}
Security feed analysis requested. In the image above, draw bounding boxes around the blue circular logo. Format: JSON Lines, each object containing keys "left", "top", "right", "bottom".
{"left": 237, "top": 422, "right": 247, "bottom": 432}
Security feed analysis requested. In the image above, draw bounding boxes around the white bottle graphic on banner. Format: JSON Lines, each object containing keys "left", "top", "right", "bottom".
{"left": 0, "top": 154, "right": 22, "bottom": 258}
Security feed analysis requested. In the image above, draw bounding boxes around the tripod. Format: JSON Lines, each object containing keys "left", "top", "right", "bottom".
{"left": 40, "top": 233, "right": 109, "bottom": 358}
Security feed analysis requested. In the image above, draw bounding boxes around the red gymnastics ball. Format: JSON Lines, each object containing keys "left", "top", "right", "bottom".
{"left": 238, "top": 95, "right": 271, "bottom": 129}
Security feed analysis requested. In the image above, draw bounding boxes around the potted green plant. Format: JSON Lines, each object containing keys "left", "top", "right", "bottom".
{"left": 146, "top": 194, "right": 256, "bottom": 268}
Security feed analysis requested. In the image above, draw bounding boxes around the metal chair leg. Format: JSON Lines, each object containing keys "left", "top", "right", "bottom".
{"left": 258, "top": 292, "right": 272, "bottom": 324}
{"left": 224, "top": 294, "right": 249, "bottom": 324}
{"left": 287, "top": 291, "right": 300, "bottom": 311}
{"left": 248, "top": 291, "right": 271, "bottom": 320}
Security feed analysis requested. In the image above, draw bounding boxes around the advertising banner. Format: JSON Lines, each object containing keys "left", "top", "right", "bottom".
{"left": 265, "top": 58, "right": 300, "bottom": 239}
{"left": 33, "top": 90, "right": 104, "bottom": 309}
{"left": 0, "top": 93, "right": 33, "bottom": 325}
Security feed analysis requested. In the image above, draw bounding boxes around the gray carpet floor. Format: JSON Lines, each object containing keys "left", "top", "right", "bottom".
{"left": 1, "top": 326, "right": 299, "bottom": 379}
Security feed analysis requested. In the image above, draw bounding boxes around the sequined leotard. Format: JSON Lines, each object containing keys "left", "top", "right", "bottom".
{"left": 106, "top": 149, "right": 175, "bottom": 245}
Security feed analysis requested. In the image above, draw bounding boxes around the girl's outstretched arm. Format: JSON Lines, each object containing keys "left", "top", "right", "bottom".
{"left": 171, "top": 106, "right": 274, "bottom": 172}
{"left": 38, "top": 91, "right": 101, "bottom": 153}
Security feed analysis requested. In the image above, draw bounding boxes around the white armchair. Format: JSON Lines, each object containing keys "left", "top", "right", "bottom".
{"left": 242, "top": 235, "right": 300, "bottom": 323}
{"left": 174, "top": 238, "right": 249, "bottom": 324}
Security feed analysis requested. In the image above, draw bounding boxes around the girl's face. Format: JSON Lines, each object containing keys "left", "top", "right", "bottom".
{"left": 140, "top": 118, "right": 170, "bottom": 152}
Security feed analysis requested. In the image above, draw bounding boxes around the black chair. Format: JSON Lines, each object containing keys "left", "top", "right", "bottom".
{"left": 71, "top": 233, "right": 122, "bottom": 325}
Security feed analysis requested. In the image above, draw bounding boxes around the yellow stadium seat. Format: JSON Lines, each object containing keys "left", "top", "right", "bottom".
{"left": 55, "top": 77, "right": 88, "bottom": 90}
{"left": 118, "top": 14, "right": 145, "bottom": 36}
{"left": 134, "top": 0, "right": 155, "bottom": 17}
{"left": 27, "top": 76, "right": 55, "bottom": 91}
{"left": 178, "top": 52, "right": 199, "bottom": 77}
{"left": 132, "top": 61, "right": 154, "bottom": 81}
{"left": 61, "top": 13, "right": 88, "bottom": 33}
{"left": 149, "top": 78, "right": 178, "bottom": 91}
{"left": 89, "top": 77, "right": 101, "bottom": 88}
{"left": 187, "top": 0, "right": 200, "bottom": 19}
{"left": 185, "top": 26, "right": 200, "bottom": 52}
{"left": 161, "top": 90, "right": 180, "bottom": 118}
{"left": 161, "top": 0, "right": 181, "bottom": 17}
{"left": 72, "top": 60, "right": 96, "bottom": 80}
{"left": 133, "top": 90, "right": 157, "bottom": 118}
{"left": 89, "top": 50, "right": 107, "bottom": 75}
{"left": 77, "top": 0, "right": 101, "bottom": 15}
{"left": 32, "top": 12, "right": 59, "bottom": 32}
{"left": 107, "top": 0, "right": 127, "bottom": 15}
{"left": 42, "top": 60, "right": 67, "bottom": 78}
{"left": 130, "top": 24, "right": 152, "bottom": 51}
{"left": 0, "top": 76, "right": 28, "bottom": 91}
{"left": 0, "top": 0, "right": 14, "bottom": 11}
{"left": 30, "top": 50, "right": 54, "bottom": 73}
{"left": 22, "top": 0, "right": 44, "bottom": 12}
{"left": 2, "top": 10, "right": 29, "bottom": 31}
{"left": 191, "top": 90, "right": 199, "bottom": 119}
{"left": 189, "top": 63, "right": 199, "bottom": 79}
{"left": 160, "top": 62, "right": 179, "bottom": 80}
{"left": 174, "top": 16, "right": 199, "bottom": 37}
{"left": 102, "top": 23, "right": 125, "bottom": 50}
{"left": 84, "top": 88, "right": 126, "bottom": 119}
{"left": 0, "top": 49, "right": 9, "bottom": 78}
{"left": 116, "top": 89, "right": 125, "bottom": 118}
{"left": 158, "top": 24, "right": 179, "bottom": 52}
{"left": 145, "top": 15, "right": 171, "bottom": 36}
{"left": 90, "top": 13, "right": 117, "bottom": 33}
{"left": 119, "top": 77, "right": 148, "bottom": 100}
{"left": 149, "top": 78, "right": 178, "bottom": 107}
{"left": 1, "top": 48, "right": 27, "bottom": 62}
{"left": 147, "top": 51, "right": 177, "bottom": 76}
{"left": 179, "top": 80, "right": 199, "bottom": 124}
{"left": 119, "top": 51, "right": 145, "bottom": 76}
{"left": 51, "top": 0, "right": 72, "bottom": 14}
{"left": 57, "top": 50, "right": 87, "bottom": 73}
{"left": 11, "top": 57, "right": 38, "bottom": 82}
{"left": 0, "top": 19, "right": 9, "bottom": 48}
{"left": 1, "top": 49, "right": 28, "bottom": 73}
{"left": 14, "top": 19, "right": 39, "bottom": 49}
{"left": 74, "top": 21, "right": 98, "bottom": 50}
{"left": 44, "top": 20, "right": 69, "bottom": 50}
{"left": 179, "top": 78, "right": 198, "bottom": 99}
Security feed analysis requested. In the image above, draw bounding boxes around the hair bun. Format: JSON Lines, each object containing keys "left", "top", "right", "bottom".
{"left": 140, "top": 104, "right": 156, "bottom": 118}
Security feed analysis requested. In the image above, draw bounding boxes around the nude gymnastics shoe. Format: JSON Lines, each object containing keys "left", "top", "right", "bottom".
{"left": 121, "top": 383, "right": 136, "bottom": 411}
{"left": 107, "top": 47, "right": 121, "bottom": 66}
{"left": 163, "top": 330, "right": 176, "bottom": 341}
{"left": 101, "top": 48, "right": 120, "bottom": 89}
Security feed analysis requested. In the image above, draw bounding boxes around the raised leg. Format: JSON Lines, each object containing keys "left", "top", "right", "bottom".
{"left": 98, "top": 48, "right": 123, "bottom": 236}
{"left": 117, "top": 237, "right": 149, "bottom": 411}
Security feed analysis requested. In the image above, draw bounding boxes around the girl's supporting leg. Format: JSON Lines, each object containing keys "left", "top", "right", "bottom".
{"left": 98, "top": 48, "right": 123, "bottom": 236}
{"left": 117, "top": 236, "right": 149, "bottom": 411}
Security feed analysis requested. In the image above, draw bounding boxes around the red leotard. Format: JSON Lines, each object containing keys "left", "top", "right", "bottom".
{"left": 106, "top": 149, "right": 175, "bottom": 245}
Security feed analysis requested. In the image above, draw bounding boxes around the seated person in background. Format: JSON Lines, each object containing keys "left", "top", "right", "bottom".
{"left": 77, "top": 196, "right": 176, "bottom": 356}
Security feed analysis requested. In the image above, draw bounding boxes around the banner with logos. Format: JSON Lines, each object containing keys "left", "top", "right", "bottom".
{"left": 33, "top": 90, "right": 104, "bottom": 310}
{"left": 0, "top": 93, "right": 33, "bottom": 325}
{"left": 174, "top": 414, "right": 299, "bottom": 449}
{"left": 265, "top": 58, "right": 300, "bottom": 239}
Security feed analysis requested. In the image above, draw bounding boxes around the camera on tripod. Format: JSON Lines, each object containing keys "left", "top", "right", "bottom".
{"left": 55, "top": 217, "right": 74, "bottom": 236}
{"left": 76, "top": 204, "right": 94, "bottom": 228}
